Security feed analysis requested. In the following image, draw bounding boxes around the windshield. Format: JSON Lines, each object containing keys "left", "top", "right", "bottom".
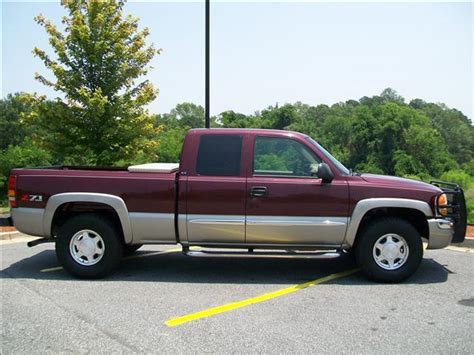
{"left": 305, "top": 137, "right": 351, "bottom": 176}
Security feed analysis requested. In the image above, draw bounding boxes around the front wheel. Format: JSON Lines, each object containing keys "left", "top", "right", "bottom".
{"left": 355, "top": 218, "right": 423, "bottom": 283}
{"left": 56, "top": 214, "right": 123, "bottom": 278}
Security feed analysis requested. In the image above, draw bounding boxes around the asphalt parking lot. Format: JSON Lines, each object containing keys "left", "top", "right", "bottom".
{"left": 1, "top": 237, "right": 473, "bottom": 353}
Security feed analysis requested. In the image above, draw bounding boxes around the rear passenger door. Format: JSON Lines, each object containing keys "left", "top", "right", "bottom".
{"left": 185, "top": 133, "right": 247, "bottom": 244}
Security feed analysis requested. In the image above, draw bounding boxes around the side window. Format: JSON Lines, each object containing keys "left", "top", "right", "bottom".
{"left": 253, "top": 136, "right": 321, "bottom": 177}
{"left": 196, "top": 135, "right": 242, "bottom": 176}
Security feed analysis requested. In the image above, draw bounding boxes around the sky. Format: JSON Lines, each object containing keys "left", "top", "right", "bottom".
{"left": 1, "top": 1, "right": 473, "bottom": 119}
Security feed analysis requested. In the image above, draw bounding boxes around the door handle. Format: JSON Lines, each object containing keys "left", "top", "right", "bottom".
{"left": 250, "top": 186, "right": 268, "bottom": 197}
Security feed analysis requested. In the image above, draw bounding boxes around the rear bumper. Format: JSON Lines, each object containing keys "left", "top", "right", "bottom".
{"left": 427, "top": 218, "right": 453, "bottom": 249}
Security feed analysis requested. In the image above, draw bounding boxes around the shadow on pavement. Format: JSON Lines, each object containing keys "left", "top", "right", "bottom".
{"left": 0, "top": 248, "right": 449, "bottom": 285}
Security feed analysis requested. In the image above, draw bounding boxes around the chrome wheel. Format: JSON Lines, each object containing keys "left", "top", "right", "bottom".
{"left": 69, "top": 229, "right": 105, "bottom": 266}
{"left": 372, "top": 233, "right": 409, "bottom": 270}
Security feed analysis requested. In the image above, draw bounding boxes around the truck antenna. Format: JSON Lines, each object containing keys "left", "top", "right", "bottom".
{"left": 205, "top": 0, "right": 210, "bottom": 128}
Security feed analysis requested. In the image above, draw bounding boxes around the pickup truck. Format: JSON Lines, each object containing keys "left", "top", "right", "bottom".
{"left": 8, "top": 128, "right": 467, "bottom": 282}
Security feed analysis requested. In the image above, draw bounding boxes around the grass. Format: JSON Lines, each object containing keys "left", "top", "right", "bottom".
{"left": 464, "top": 187, "right": 474, "bottom": 225}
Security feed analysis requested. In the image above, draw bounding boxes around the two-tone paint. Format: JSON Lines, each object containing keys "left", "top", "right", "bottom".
{"left": 10, "top": 128, "right": 456, "bottom": 250}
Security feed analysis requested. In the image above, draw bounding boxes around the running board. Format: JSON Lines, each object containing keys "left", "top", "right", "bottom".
{"left": 185, "top": 249, "right": 342, "bottom": 259}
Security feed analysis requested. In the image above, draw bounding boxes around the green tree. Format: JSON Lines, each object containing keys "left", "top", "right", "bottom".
{"left": 409, "top": 100, "right": 474, "bottom": 165}
{"left": 0, "top": 139, "right": 52, "bottom": 199}
{"left": 170, "top": 103, "right": 205, "bottom": 128}
{"left": 33, "top": 0, "right": 160, "bottom": 165}
{"left": 0, "top": 93, "right": 36, "bottom": 150}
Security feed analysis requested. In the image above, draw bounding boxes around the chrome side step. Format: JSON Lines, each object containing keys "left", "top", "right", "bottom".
{"left": 185, "top": 249, "right": 341, "bottom": 259}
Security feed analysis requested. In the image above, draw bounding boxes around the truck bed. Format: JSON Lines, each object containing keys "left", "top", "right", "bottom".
{"left": 11, "top": 166, "right": 177, "bottom": 213}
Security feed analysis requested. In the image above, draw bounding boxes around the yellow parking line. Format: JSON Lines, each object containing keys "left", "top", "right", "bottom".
{"left": 40, "top": 248, "right": 183, "bottom": 273}
{"left": 165, "top": 268, "right": 360, "bottom": 327}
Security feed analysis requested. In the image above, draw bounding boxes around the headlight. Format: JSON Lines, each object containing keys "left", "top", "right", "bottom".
{"left": 437, "top": 193, "right": 448, "bottom": 216}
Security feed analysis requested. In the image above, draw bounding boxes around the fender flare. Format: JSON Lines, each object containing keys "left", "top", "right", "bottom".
{"left": 43, "top": 192, "right": 133, "bottom": 244}
{"left": 343, "top": 198, "right": 433, "bottom": 247}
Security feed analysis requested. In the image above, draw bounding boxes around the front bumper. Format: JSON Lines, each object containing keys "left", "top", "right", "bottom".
{"left": 427, "top": 218, "right": 453, "bottom": 249}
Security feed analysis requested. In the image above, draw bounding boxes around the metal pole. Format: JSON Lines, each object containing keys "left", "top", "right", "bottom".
{"left": 205, "top": 0, "right": 210, "bottom": 128}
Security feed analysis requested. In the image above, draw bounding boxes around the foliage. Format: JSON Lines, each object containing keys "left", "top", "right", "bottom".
{"left": 0, "top": 140, "right": 52, "bottom": 197}
{"left": 0, "top": 93, "right": 37, "bottom": 150}
{"left": 439, "top": 170, "right": 472, "bottom": 190}
{"left": 462, "top": 160, "right": 474, "bottom": 177}
{"left": 32, "top": 0, "right": 160, "bottom": 165}
{"left": 465, "top": 188, "right": 474, "bottom": 224}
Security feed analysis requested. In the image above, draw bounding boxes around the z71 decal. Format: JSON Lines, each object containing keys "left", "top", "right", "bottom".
{"left": 21, "top": 194, "right": 43, "bottom": 202}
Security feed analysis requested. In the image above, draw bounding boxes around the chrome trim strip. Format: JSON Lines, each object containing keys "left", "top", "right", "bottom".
{"left": 44, "top": 193, "right": 133, "bottom": 243}
{"left": 189, "top": 219, "right": 244, "bottom": 225}
{"left": 344, "top": 198, "right": 433, "bottom": 247}
{"left": 187, "top": 215, "right": 245, "bottom": 224}
{"left": 129, "top": 212, "right": 175, "bottom": 244}
{"left": 247, "top": 219, "right": 346, "bottom": 227}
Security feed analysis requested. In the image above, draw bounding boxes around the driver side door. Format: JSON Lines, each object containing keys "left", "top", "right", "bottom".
{"left": 245, "top": 135, "right": 349, "bottom": 246}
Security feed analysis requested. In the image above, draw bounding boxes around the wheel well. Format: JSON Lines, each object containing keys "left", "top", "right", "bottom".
{"left": 51, "top": 202, "right": 125, "bottom": 242}
{"left": 354, "top": 207, "right": 428, "bottom": 244}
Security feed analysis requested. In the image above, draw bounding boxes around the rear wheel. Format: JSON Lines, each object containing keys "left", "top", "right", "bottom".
{"left": 355, "top": 218, "right": 423, "bottom": 282}
{"left": 56, "top": 214, "right": 123, "bottom": 278}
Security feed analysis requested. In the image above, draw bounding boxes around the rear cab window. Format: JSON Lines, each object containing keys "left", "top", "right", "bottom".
{"left": 196, "top": 135, "right": 243, "bottom": 176}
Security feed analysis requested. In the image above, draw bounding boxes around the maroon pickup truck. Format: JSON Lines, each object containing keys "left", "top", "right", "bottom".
{"left": 8, "top": 129, "right": 467, "bottom": 282}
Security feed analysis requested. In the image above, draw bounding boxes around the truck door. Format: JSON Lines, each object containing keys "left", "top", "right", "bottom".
{"left": 246, "top": 135, "right": 349, "bottom": 246}
{"left": 185, "top": 133, "right": 247, "bottom": 244}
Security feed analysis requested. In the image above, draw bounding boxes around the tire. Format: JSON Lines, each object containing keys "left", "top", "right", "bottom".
{"left": 55, "top": 214, "right": 123, "bottom": 279}
{"left": 355, "top": 218, "right": 423, "bottom": 283}
{"left": 123, "top": 244, "right": 143, "bottom": 256}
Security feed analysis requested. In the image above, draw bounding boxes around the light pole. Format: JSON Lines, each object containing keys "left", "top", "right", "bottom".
{"left": 205, "top": 0, "right": 210, "bottom": 128}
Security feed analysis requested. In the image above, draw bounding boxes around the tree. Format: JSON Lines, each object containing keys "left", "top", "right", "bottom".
{"left": 33, "top": 0, "right": 160, "bottom": 165}
{"left": 0, "top": 93, "right": 36, "bottom": 150}
{"left": 170, "top": 103, "right": 205, "bottom": 128}
{"left": 0, "top": 139, "right": 52, "bottom": 198}
{"left": 409, "top": 100, "right": 474, "bottom": 165}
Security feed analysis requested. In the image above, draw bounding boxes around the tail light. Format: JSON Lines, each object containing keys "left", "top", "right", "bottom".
{"left": 8, "top": 175, "right": 17, "bottom": 208}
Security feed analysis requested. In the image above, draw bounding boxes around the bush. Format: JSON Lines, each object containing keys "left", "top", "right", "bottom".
{"left": 0, "top": 140, "right": 52, "bottom": 199}
{"left": 465, "top": 188, "right": 474, "bottom": 224}
{"left": 463, "top": 160, "right": 474, "bottom": 177}
{"left": 439, "top": 170, "right": 472, "bottom": 190}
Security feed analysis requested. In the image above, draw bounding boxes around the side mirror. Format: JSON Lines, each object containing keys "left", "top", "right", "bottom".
{"left": 315, "top": 163, "right": 334, "bottom": 183}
